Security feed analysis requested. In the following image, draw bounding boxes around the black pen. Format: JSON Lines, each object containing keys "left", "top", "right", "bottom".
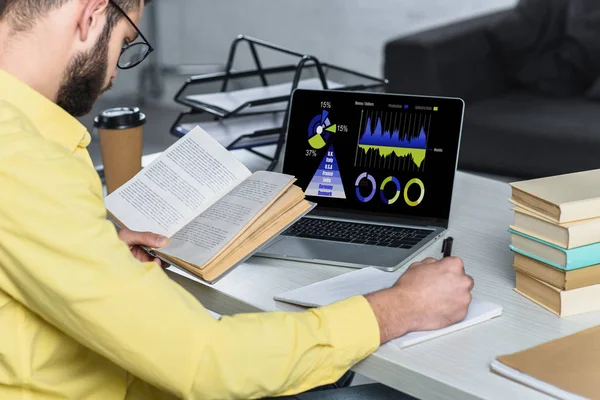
{"left": 442, "top": 237, "right": 454, "bottom": 258}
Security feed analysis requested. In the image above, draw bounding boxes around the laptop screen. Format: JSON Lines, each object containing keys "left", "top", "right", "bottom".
{"left": 283, "top": 89, "right": 464, "bottom": 224}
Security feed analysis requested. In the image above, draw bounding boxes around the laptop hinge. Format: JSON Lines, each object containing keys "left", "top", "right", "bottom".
{"left": 306, "top": 208, "right": 448, "bottom": 229}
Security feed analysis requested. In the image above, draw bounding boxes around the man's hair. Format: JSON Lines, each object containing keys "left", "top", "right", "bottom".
{"left": 0, "top": 0, "right": 149, "bottom": 33}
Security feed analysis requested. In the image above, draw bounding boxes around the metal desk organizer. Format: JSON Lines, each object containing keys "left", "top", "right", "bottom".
{"left": 171, "top": 35, "right": 388, "bottom": 171}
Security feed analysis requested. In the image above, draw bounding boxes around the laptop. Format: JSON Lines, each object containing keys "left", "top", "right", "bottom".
{"left": 257, "top": 89, "right": 465, "bottom": 271}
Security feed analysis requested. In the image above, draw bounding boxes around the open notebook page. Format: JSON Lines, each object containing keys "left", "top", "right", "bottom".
{"left": 274, "top": 267, "right": 503, "bottom": 349}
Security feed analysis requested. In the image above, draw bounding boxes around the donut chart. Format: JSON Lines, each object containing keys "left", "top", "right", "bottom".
{"left": 380, "top": 176, "right": 401, "bottom": 205}
{"left": 355, "top": 172, "right": 377, "bottom": 203}
{"left": 355, "top": 175, "right": 425, "bottom": 206}
{"left": 404, "top": 178, "right": 425, "bottom": 207}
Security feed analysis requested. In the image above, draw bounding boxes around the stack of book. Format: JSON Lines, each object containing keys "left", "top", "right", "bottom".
{"left": 509, "top": 169, "right": 600, "bottom": 317}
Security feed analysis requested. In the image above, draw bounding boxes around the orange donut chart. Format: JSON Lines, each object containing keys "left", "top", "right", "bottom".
{"left": 404, "top": 178, "right": 425, "bottom": 207}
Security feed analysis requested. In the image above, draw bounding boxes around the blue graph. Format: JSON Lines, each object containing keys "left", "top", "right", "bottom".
{"left": 354, "top": 111, "right": 431, "bottom": 171}
{"left": 359, "top": 117, "right": 427, "bottom": 150}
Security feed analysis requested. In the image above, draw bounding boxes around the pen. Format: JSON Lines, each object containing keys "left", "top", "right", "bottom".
{"left": 442, "top": 237, "right": 454, "bottom": 258}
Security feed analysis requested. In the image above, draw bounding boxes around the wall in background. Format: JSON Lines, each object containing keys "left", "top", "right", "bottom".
{"left": 105, "top": 0, "right": 518, "bottom": 103}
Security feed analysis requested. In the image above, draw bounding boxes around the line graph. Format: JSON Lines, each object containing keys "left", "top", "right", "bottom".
{"left": 354, "top": 109, "right": 432, "bottom": 172}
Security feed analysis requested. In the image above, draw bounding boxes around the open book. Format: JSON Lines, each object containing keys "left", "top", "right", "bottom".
{"left": 105, "top": 126, "right": 314, "bottom": 283}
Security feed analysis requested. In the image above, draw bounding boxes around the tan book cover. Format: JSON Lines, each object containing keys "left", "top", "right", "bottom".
{"left": 511, "top": 205, "right": 600, "bottom": 249}
{"left": 513, "top": 253, "right": 600, "bottom": 290}
{"left": 515, "top": 271, "right": 600, "bottom": 317}
{"left": 510, "top": 169, "right": 600, "bottom": 223}
{"left": 493, "top": 325, "right": 600, "bottom": 399}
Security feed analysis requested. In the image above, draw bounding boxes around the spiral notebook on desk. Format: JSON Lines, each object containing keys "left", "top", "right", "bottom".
{"left": 274, "top": 267, "right": 503, "bottom": 348}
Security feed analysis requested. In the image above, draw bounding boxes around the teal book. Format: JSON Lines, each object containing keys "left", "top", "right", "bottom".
{"left": 509, "top": 229, "right": 600, "bottom": 271}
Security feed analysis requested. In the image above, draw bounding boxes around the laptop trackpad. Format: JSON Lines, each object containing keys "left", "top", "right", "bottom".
{"left": 263, "top": 237, "right": 401, "bottom": 267}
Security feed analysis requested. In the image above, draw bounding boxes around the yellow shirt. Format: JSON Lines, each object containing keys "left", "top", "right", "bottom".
{"left": 0, "top": 69, "right": 380, "bottom": 400}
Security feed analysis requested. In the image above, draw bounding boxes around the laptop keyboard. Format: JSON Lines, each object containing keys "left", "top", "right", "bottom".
{"left": 282, "top": 218, "right": 432, "bottom": 249}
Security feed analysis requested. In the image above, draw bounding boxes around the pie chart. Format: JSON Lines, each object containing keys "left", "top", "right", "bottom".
{"left": 308, "top": 110, "right": 337, "bottom": 150}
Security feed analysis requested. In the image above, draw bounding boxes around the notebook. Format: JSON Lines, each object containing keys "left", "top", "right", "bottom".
{"left": 492, "top": 325, "right": 600, "bottom": 399}
{"left": 274, "top": 267, "right": 503, "bottom": 349}
{"left": 490, "top": 360, "right": 587, "bottom": 400}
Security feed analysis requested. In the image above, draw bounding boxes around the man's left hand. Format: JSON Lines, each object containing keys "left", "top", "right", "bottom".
{"left": 118, "top": 228, "right": 170, "bottom": 266}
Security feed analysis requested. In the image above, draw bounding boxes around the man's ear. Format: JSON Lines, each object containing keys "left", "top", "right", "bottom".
{"left": 77, "top": 0, "right": 110, "bottom": 43}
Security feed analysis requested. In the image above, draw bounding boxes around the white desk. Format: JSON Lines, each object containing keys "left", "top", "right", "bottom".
{"left": 166, "top": 172, "right": 600, "bottom": 400}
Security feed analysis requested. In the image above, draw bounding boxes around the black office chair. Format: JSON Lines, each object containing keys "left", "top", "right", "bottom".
{"left": 272, "top": 371, "right": 417, "bottom": 400}
{"left": 279, "top": 383, "right": 415, "bottom": 400}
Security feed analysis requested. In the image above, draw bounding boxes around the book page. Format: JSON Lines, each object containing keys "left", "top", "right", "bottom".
{"left": 163, "top": 195, "right": 312, "bottom": 283}
{"left": 200, "top": 198, "right": 312, "bottom": 282}
{"left": 160, "top": 171, "right": 295, "bottom": 266}
{"left": 105, "top": 126, "right": 251, "bottom": 237}
{"left": 196, "top": 186, "right": 305, "bottom": 274}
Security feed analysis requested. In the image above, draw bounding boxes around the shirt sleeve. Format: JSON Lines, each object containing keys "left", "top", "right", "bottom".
{"left": 0, "top": 148, "right": 380, "bottom": 399}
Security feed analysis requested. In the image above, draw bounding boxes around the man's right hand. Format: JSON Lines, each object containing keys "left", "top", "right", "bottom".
{"left": 365, "top": 257, "right": 474, "bottom": 344}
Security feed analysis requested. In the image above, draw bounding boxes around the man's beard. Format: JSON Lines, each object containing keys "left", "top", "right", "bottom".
{"left": 56, "top": 27, "right": 112, "bottom": 117}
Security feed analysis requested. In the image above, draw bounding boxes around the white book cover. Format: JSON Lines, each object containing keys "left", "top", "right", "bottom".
{"left": 274, "top": 267, "right": 503, "bottom": 349}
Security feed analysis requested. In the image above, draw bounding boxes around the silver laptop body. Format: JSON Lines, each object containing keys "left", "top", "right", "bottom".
{"left": 257, "top": 89, "right": 465, "bottom": 271}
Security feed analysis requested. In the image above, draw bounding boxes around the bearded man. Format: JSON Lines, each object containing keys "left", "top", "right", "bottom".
{"left": 0, "top": 1, "right": 474, "bottom": 399}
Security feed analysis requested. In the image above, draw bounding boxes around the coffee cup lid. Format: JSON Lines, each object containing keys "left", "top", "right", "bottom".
{"left": 94, "top": 107, "right": 146, "bottom": 130}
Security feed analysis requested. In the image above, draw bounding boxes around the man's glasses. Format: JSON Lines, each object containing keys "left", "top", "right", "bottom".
{"left": 108, "top": 0, "right": 154, "bottom": 69}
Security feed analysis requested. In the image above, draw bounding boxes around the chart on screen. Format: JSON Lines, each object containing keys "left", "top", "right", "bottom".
{"left": 306, "top": 144, "right": 346, "bottom": 199}
{"left": 354, "top": 109, "right": 431, "bottom": 172}
{"left": 308, "top": 109, "right": 338, "bottom": 150}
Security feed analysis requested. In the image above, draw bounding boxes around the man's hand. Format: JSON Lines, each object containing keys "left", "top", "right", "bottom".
{"left": 118, "top": 228, "right": 170, "bottom": 266}
{"left": 366, "top": 257, "right": 474, "bottom": 344}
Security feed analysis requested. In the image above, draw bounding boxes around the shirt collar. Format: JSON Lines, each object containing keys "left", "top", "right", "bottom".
{"left": 0, "top": 68, "right": 91, "bottom": 152}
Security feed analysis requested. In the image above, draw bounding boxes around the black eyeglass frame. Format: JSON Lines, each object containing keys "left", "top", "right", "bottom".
{"left": 108, "top": 0, "right": 154, "bottom": 70}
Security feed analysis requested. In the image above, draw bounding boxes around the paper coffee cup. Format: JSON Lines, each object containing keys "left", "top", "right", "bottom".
{"left": 94, "top": 107, "right": 146, "bottom": 194}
